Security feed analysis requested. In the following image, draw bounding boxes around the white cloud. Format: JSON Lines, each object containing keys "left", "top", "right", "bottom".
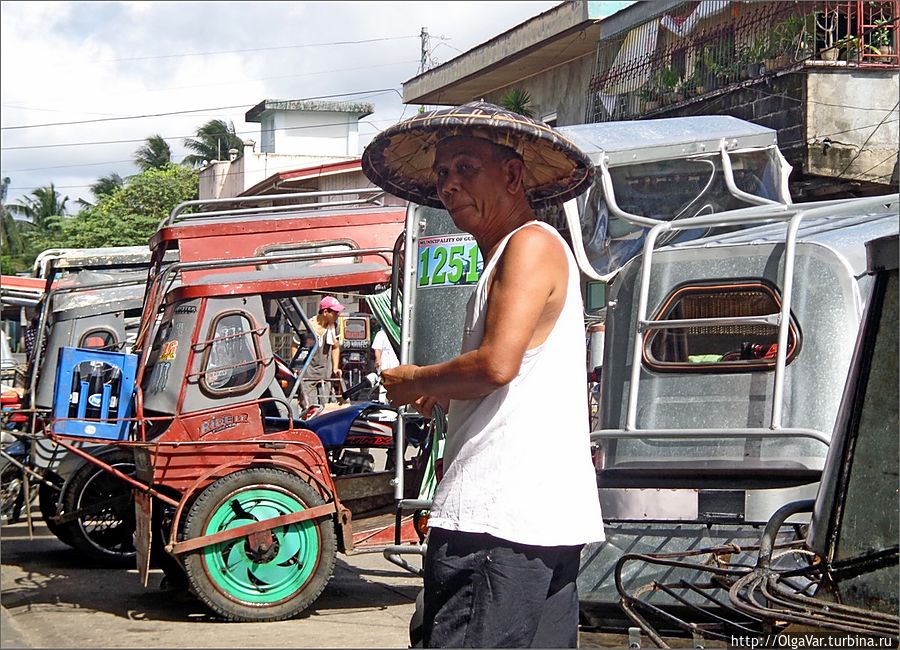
{"left": 1, "top": 0, "right": 581, "bottom": 207}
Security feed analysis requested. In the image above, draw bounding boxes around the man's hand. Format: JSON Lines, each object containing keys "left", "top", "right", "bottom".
{"left": 382, "top": 364, "right": 423, "bottom": 407}
{"left": 413, "top": 395, "right": 450, "bottom": 418}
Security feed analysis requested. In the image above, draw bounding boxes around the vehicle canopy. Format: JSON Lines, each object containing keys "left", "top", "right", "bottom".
{"left": 31, "top": 245, "right": 164, "bottom": 280}
{"left": 35, "top": 276, "right": 147, "bottom": 409}
{"left": 148, "top": 188, "right": 405, "bottom": 285}
{"left": 554, "top": 115, "right": 792, "bottom": 280}
{"left": 597, "top": 196, "right": 899, "bottom": 495}
{"left": 611, "top": 234, "right": 899, "bottom": 644}
{"left": 23, "top": 247, "right": 171, "bottom": 410}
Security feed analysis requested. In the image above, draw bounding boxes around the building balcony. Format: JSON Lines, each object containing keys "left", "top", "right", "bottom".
{"left": 588, "top": 1, "right": 898, "bottom": 122}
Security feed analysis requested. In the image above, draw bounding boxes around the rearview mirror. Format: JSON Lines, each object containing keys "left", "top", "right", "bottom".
{"left": 586, "top": 281, "right": 606, "bottom": 312}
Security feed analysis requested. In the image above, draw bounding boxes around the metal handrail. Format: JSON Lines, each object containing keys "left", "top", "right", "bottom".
{"left": 608, "top": 192, "right": 900, "bottom": 439}
{"left": 622, "top": 207, "right": 807, "bottom": 436}
{"left": 640, "top": 314, "right": 781, "bottom": 331}
{"left": 590, "top": 427, "right": 831, "bottom": 446}
{"left": 161, "top": 187, "right": 389, "bottom": 230}
{"left": 132, "top": 246, "right": 393, "bottom": 387}
{"left": 393, "top": 203, "right": 420, "bottom": 502}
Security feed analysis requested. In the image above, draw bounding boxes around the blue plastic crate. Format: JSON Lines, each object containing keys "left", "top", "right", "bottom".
{"left": 52, "top": 347, "right": 138, "bottom": 440}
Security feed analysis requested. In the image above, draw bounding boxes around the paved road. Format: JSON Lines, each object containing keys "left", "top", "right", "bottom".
{"left": 1, "top": 511, "right": 634, "bottom": 648}
{"left": 1, "top": 511, "right": 421, "bottom": 649}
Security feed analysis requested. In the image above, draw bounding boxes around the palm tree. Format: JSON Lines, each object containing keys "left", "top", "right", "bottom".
{"left": 0, "top": 177, "right": 25, "bottom": 258}
{"left": 499, "top": 88, "right": 534, "bottom": 118}
{"left": 182, "top": 119, "right": 243, "bottom": 168}
{"left": 92, "top": 172, "right": 125, "bottom": 199}
{"left": 8, "top": 183, "right": 68, "bottom": 232}
{"left": 133, "top": 134, "right": 172, "bottom": 172}
{"left": 77, "top": 172, "right": 126, "bottom": 209}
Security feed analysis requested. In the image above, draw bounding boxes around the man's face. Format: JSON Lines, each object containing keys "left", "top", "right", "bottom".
{"left": 321, "top": 308, "right": 339, "bottom": 326}
{"left": 433, "top": 137, "right": 510, "bottom": 232}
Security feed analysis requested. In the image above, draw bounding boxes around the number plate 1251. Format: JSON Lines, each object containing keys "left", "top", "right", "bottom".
{"left": 417, "top": 234, "right": 483, "bottom": 288}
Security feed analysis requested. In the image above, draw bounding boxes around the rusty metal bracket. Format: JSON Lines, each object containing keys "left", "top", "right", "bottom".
{"left": 167, "top": 502, "right": 337, "bottom": 555}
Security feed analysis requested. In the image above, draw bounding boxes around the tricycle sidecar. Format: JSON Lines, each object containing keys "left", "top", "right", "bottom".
{"left": 46, "top": 192, "right": 430, "bottom": 622}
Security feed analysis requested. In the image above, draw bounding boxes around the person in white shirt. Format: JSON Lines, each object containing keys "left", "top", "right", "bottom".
{"left": 362, "top": 101, "right": 604, "bottom": 648}
{"left": 371, "top": 326, "right": 398, "bottom": 402}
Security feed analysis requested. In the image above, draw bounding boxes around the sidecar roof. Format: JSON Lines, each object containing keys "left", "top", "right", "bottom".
{"left": 166, "top": 262, "right": 390, "bottom": 301}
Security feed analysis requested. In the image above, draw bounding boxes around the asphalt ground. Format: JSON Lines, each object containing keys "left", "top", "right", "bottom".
{"left": 0, "top": 509, "right": 641, "bottom": 649}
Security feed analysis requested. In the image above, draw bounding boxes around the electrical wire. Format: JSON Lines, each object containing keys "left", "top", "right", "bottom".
{"left": 1, "top": 88, "right": 405, "bottom": 131}
{"left": 836, "top": 100, "right": 900, "bottom": 178}
{"left": 90, "top": 35, "right": 421, "bottom": 64}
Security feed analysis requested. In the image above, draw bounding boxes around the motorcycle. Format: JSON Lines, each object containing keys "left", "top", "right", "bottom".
{"left": 35, "top": 371, "right": 429, "bottom": 566}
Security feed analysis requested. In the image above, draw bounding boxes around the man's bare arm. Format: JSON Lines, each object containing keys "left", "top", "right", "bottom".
{"left": 331, "top": 340, "right": 342, "bottom": 377}
{"left": 383, "top": 226, "right": 567, "bottom": 406}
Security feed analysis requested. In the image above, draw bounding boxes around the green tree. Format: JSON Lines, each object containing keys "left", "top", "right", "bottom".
{"left": 134, "top": 134, "right": 172, "bottom": 172}
{"left": 0, "top": 177, "right": 29, "bottom": 274}
{"left": 498, "top": 87, "right": 534, "bottom": 118}
{"left": 8, "top": 183, "right": 68, "bottom": 233}
{"left": 182, "top": 119, "right": 243, "bottom": 167}
{"left": 77, "top": 172, "right": 127, "bottom": 209}
{"left": 62, "top": 164, "right": 198, "bottom": 248}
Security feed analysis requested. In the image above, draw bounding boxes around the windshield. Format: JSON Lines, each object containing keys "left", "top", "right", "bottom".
{"left": 576, "top": 147, "right": 786, "bottom": 276}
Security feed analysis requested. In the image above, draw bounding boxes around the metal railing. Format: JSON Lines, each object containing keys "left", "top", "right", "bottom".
{"left": 589, "top": 193, "right": 897, "bottom": 449}
{"left": 160, "top": 187, "right": 390, "bottom": 230}
{"left": 587, "top": 0, "right": 899, "bottom": 123}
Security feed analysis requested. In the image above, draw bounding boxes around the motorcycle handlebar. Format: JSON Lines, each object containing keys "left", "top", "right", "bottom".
{"left": 341, "top": 372, "right": 381, "bottom": 400}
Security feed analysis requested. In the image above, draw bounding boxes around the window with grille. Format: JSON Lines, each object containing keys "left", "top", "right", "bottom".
{"left": 644, "top": 280, "right": 800, "bottom": 372}
{"left": 79, "top": 328, "right": 117, "bottom": 350}
{"left": 201, "top": 312, "right": 261, "bottom": 393}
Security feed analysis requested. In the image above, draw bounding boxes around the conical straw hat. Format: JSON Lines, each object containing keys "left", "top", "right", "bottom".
{"left": 362, "top": 101, "right": 594, "bottom": 209}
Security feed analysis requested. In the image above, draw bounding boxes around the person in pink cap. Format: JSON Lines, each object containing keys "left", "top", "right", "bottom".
{"left": 300, "top": 295, "right": 346, "bottom": 409}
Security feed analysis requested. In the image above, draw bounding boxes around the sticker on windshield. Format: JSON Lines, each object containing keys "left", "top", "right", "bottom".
{"left": 417, "top": 234, "right": 483, "bottom": 288}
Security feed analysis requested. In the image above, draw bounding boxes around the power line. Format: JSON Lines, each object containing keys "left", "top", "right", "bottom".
{"left": 135, "top": 59, "right": 419, "bottom": 97}
{"left": 1, "top": 119, "right": 406, "bottom": 183}
{"left": 836, "top": 100, "right": 900, "bottom": 178}
{"left": 90, "top": 35, "right": 420, "bottom": 63}
{"left": 4, "top": 160, "right": 134, "bottom": 173}
{"left": 1, "top": 88, "right": 404, "bottom": 131}
{"left": 847, "top": 151, "right": 899, "bottom": 180}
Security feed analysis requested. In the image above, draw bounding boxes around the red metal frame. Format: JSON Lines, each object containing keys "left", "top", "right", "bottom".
{"left": 44, "top": 200, "right": 416, "bottom": 602}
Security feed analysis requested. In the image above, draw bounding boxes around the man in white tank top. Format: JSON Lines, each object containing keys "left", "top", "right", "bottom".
{"left": 361, "top": 101, "right": 604, "bottom": 648}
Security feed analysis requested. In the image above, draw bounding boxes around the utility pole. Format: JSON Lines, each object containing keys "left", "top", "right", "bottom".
{"left": 419, "top": 27, "right": 431, "bottom": 74}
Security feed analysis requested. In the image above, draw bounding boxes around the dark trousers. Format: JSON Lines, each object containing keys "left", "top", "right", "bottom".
{"left": 422, "top": 528, "right": 583, "bottom": 648}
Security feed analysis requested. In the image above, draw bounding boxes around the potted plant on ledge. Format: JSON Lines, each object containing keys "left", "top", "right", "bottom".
{"left": 872, "top": 18, "right": 895, "bottom": 62}
{"left": 816, "top": 9, "right": 841, "bottom": 61}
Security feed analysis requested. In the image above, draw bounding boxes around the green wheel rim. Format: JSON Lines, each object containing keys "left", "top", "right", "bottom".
{"left": 202, "top": 486, "right": 319, "bottom": 604}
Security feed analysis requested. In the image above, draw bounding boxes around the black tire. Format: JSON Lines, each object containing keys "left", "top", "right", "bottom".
{"left": 0, "top": 462, "right": 25, "bottom": 524}
{"left": 151, "top": 497, "right": 189, "bottom": 592}
{"left": 181, "top": 467, "right": 337, "bottom": 622}
{"left": 409, "top": 586, "right": 426, "bottom": 648}
{"left": 38, "top": 470, "right": 75, "bottom": 546}
{"left": 61, "top": 448, "right": 136, "bottom": 566}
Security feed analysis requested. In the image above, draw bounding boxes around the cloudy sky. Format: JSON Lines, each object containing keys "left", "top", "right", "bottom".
{"left": 1, "top": 1, "right": 629, "bottom": 208}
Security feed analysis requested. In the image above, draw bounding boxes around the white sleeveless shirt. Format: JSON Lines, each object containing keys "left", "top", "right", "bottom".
{"left": 428, "top": 221, "right": 606, "bottom": 546}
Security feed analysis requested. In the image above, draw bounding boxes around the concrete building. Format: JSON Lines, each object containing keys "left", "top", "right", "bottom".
{"left": 199, "top": 99, "right": 374, "bottom": 200}
{"left": 402, "top": 0, "right": 899, "bottom": 200}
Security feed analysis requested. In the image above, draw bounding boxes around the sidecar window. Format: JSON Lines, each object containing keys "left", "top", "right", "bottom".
{"left": 200, "top": 312, "right": 261, "bottom": 395}
{"left": 644, "top": 280, "right": 800, "bottom": 372}
{"left": 79, "top": 328, "right": 117, "bottom": 350}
